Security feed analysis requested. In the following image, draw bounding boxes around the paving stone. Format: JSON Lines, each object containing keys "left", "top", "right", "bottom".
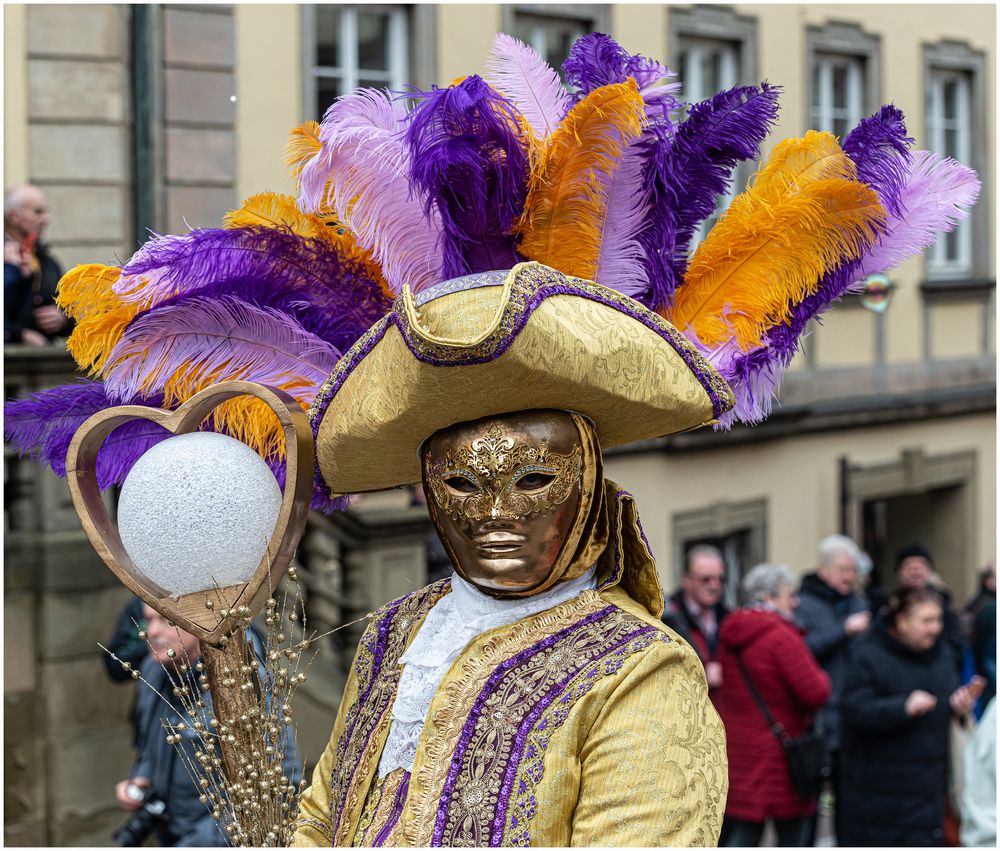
{"left": 42, "top": 184, "right": 129, "bottom": 244}
{"left": 166, "top": 185, "right": 235, "bottom": 232}
{"left": 27, "top": 5, "right": 127, "bottom": 59}
{"left": 29, "top": 124, "right": 128, "bottom": 182}
{"left": 166, "top": 127, "right": 235, "bottom": 183}
{"left": 28, "top": 58, "right": 126, "bottom": 122}
{"left": 43, "top": 656, "right": 135, "bottom": 732}
{"left": 4, "top": 594, "right": 36, "bottom": 692}
{"left": 41, "top": 585, "right": 135, "bottom": 661}
{"left": 164, "top": 7, "right": 234, "bottom": 68}
{"left": 165, "top": 67, "right": 235, "bottom": 125}
{"left": 49, "top": 726, "right": 134, "bottom": 816}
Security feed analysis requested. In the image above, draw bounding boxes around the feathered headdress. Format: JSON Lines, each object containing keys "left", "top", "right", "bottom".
{"left": 5, "top": 33, "right": 980, "bottom": 508}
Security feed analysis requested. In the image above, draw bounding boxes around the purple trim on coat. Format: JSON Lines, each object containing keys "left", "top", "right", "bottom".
{"left": 331, "top": 597, "right": 403, "bottom": 836}
{"left": 372, "top": 772, "right": 411, "bottom": 847}
{"left": 430, "top": 605, "right": 619, "bottom": 845}
{"left": 490, "top": 625, "right": 658, "bottom": 845}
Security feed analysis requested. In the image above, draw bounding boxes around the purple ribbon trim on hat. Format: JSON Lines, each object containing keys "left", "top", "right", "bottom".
{"left": 430, "top": 605, "right": 618, "bottom": 845}
{"left": 490, "top": 624, "right": 658, "bottom": 845}
{"left": 309, "top": 272, "right": 731, "bottom": 457}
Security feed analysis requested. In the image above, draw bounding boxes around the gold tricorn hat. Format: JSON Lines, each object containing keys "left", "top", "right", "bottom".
{"left": 309, "top": 262, "right": 734, "bottom": 495}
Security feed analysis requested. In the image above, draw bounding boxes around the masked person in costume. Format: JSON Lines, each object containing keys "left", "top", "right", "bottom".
{"left": 4, "top": 30, "right": 979, "bottom": 850}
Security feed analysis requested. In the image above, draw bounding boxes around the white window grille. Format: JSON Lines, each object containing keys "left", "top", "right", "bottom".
{"left": 810, "top": 52, "right": 865, "bottom": 139}
{"left": 678, "top": 37, "right": 740, "bottom": 248}
{"left": 512, "top": 11, "right": 594, "bottom": 75}
{"left": 306, "top": 6, "right": 408, "bottom": 120}
{"left": 926, "top": 68, "right": 973, "bottom": 276}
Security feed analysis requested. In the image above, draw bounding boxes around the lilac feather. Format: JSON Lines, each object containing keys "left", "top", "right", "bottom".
{"left": 101, "top": 296, "right": 341, "bottom": 403}
{"left": 4, "top": 381, "right": 172, "bottom": 488}
{"left": 594, "top": 144, "right": 651, "bottom": 296}
{"left": 298, "top": 88, "right": 446, "bottom": 293}
{"left": 842, "top": 105, "right": 913, "bottom": 217}
{"left": 562, "top": 33, "right": 681, "bottom": 129}
{"left": 116, "top": 226, "right": 390, "bottom": 353}
{"left": 405, "top": 76, "right": 528, "bottom": 277}
{"left": 484, "top": 33, "right": 569, "bottom": 138}
{"left": 662, "top": 83, "right": 782, "bottom": 305}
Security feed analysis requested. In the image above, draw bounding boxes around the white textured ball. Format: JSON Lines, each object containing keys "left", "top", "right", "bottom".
{"left": 118, "top": 432, "right": 282, "bottom": 597}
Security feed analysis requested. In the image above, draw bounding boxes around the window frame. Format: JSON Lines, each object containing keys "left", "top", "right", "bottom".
{"left": 668, "top": 6, "right": 759, "bottom": 250}
{"left": 805, "top": 21, "right": 880, "bottom": 136}
{"left": 501, "top": 4, "right": 611, "bottom": 75}
{"left": 302, "top": 5, "right": 411, "bottom": 122}
{"left": 922, "top": 40, "right": 990, "bottom": 287}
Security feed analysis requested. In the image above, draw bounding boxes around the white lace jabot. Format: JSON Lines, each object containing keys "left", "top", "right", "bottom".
{"left": 376, "top": 567, "right": 598, "bottom": 777}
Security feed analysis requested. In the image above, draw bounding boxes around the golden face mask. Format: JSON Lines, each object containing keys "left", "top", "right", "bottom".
{"left": 422, "top": 410, "right": 602, "bottom": 598}
{"left": 426, "top": 422, "right": 583, "bottom": 523}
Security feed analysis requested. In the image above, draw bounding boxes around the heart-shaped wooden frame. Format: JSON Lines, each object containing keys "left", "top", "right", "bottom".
{"left": 65, "top": 381, "right": 314, "bottom": 647}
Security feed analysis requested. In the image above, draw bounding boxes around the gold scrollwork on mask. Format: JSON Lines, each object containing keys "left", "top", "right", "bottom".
{"left": 427, "top": 423, "right": 583, "bottom": 522}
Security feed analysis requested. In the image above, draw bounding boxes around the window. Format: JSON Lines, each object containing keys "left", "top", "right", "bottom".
{"left": 810, "top": 53, "right": 865, "bottom": 138}
{"left": 502, "top": 6, "right": 610, "bottom": 77}
{"left": 806, "top": 22, "right": 880, "bottom": 137}
{"left": 926, "top": 68, "right": 974, "bottom": 276}
{"left": 305, "top": 6, "right": 408, "bottom": 120}
{"left": 668, "top": 7, "right": 758, "bottom": 249}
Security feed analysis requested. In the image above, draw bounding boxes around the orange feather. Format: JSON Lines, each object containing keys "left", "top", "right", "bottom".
{"left": 668, "top": 138, "right": 887, "bottom": 350}
{"left": 514, "top": 80, "right": 645, "bottom": 279}
{"left": 56, "top": 264, "right": 123, "bottom": 321}
{"left": 223, "top": 192, "right": 394, "bottom": 302}
{"left": 67, "top": 305, "right": 142, "bottom": 375}
{"left": 284, "top": 120, "right": 323, "bottom": 180}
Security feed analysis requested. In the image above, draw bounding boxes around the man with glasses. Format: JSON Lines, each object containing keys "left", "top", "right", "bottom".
{"left": 664, "top": 545, "right": 730, "bottom": 692}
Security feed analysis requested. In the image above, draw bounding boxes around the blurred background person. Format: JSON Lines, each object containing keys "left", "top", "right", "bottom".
{"left": 962, "top": 561, "right": 995, "bottom": 641}
{"left": 839, "top": 587, "right": 981, "bottom": 847}
{"left": 716, "top": 563, "right": 831, "bottom": 847}
{"left": 971, "top": 600, "right": 996, "bottom": 715}
{"left": 663, "top": 544, "right": 730, "bottom": 693}
{"left": 796, "top": 534, "right": 870, "bottom": 844}
{"left": 4, "top": 184, "right": 70, "bottom": 345}
{"left": 890, "top": 543, "right": 966, "bottom": 677}
{"left": 959, "top": 697, "right": 996, "bottom": 848}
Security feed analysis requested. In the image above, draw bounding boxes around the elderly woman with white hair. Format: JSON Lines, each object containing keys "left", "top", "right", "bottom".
{"left": 716, "top": 563, "right": 831, "bottom": 846}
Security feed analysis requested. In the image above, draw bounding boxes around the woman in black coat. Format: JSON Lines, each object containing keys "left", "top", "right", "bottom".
{"left": 839, "top": 587, "right": 980, "bottom": 846}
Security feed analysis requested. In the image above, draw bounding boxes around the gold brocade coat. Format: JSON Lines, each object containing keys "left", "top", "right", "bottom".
{"left": 292, "top": 487, "right": 728, "bottom": 847}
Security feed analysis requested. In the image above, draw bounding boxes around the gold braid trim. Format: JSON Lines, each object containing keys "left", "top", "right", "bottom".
{"left": 400, "top": 589, "right": 609, "bottom": 846}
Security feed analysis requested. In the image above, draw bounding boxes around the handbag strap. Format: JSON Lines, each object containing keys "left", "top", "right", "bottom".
{"left": 733, "top": 650, "right": 791, "bottom": 745}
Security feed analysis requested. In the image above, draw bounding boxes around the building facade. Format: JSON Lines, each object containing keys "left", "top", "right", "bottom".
{"left": 3, "top": 4, "right": 995, "bottom": 845}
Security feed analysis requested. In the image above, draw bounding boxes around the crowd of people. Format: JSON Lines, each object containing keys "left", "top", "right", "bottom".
{"left": 666, "top": 537, "right": 996, "bottom": 847}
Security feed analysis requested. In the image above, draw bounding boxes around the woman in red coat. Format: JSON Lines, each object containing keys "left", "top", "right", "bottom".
{"left": 716, "top": 563, "right": 831, "bottom": 846}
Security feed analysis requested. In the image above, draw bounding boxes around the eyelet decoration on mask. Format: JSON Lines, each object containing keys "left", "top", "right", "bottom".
{"left": 427, "top": 423, "right": 582, "bottom": 523}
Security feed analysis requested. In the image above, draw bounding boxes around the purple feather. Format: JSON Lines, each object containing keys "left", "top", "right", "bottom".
{"left": 635, "top": 123, "right": 680, "bottom": 311}
{"left": 842, "top": 105, "right": 913, "bottom": 217}
{"left": 661, "top": 83, "right": 782, "bottom": 307}
{"left": 563, "top": 33, "right": 681, "bottom": 129}
{"left": 102, "top": 296, "right": 341, "bottom": 403}
{"left": 4, "top": 381, "right": 172, "bottom": 488}
{"left": 405, "top": 76, "right": 529, "bottom": 277}
{"left": 116, "top": 227, "right": 390, "bottom": 352}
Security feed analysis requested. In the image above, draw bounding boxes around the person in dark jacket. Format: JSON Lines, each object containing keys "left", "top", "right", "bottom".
{"left": 105, "top": 596, "right": 149, "bottom": 683}
{"left": 4, "top": 184, "right": 70, "bottom": 344}
{"left": 114, "top": 604, "right": 299, "bottom": 846}
{"left": 716, "top": 563, "right": 831, "bottom": 847}
{"left": 892, "top": 543, "right": 966, "bottom": 676}
{"left": 795, "top": 534, "right": 870, "bottom": 844}
{"left": 839, "top": 586, "right": 981, "bottom": 847}
{"left": 663, "top": 544, "right": 729, "bottom": 692}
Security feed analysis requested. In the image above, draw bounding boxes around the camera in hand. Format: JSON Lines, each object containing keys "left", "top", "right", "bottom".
{"left": 113, "top": 784, "right": 167, "bottom": 847}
